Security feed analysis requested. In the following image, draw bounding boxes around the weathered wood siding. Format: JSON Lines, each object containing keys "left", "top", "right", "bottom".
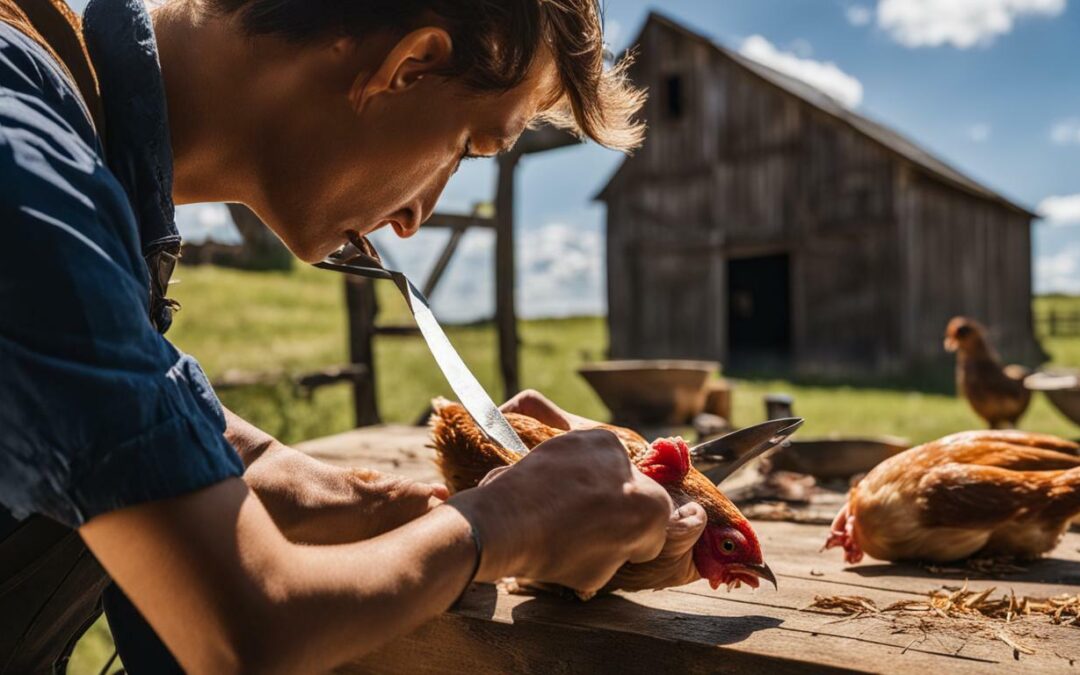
{"left": 605, "top": 18, "right": 1037, "bottom": 372}
{"left": 897, "top": 172, "right": 1038, "bottom": 364}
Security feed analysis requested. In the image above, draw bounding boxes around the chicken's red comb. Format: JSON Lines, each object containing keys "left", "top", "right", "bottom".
{"left": 640, "top": 437, "right": 691, "bottom": 486}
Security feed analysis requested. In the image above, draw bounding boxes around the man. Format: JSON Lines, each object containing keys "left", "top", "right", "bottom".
{"left": 0, "top": 0, "right": 710, "bottom": 672}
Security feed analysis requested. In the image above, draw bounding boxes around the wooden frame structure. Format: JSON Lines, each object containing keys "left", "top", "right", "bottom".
{"left": 345, "top": 126, "right": 579, "bottom": 426}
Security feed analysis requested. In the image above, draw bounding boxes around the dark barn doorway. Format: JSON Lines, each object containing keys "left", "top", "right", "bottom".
{"left": 727, "top": 254, "right": 791, "bottom": 367}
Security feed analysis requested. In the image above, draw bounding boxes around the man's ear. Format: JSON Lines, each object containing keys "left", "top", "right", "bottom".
{"left": 350, "top": 27, "right": 453, "bottom": 112}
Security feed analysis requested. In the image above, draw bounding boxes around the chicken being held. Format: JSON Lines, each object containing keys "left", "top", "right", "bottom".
{"left": 825, "top": 430, "right": 1080, "bottom": 564}
{"left": 945, "top": 316, "right": 1031, "bottom": 429}
{"left": 430, "top": 398, "right": 774, "bottom": 594}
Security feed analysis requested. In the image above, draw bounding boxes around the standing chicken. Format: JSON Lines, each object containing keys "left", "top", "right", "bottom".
{"left": 825, "top": 430, "right": 1080, "bottom": 564}
{"left": 430, "top": 399, "right": 775, "bottom": 593}
{"left": 945, "top": 317, "right": 1031, "bottom": 429}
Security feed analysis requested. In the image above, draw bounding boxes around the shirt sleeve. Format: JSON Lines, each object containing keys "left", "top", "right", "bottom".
{"left": 0, "top": 86, "right": 244, "bottom": 529}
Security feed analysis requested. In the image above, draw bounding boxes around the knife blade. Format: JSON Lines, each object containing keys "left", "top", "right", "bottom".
{"left": 690, "top": 417, "right": 804, "bottom": 484}
{"left": 315, "top": 237, "right": 530, "bottom": 456}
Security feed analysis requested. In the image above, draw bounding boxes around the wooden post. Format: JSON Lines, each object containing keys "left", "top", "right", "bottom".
{"left": 495, "top": 152, "right": 522, "bottom": 399}
{"left": 345, "top": 276, "right": 380, "bottom": 426}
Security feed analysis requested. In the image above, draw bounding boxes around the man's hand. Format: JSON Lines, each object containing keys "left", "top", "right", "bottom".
{"left": 225, "top": 409, "right": 445, "bottom": 545}
{"left": 500, "top": 388, "right": 598, "bottom": 431}
{"left": 245, "top": 447, "right": 448, "bottom": 545}
{"left": 449, "top": 428, "right": 673, "bottom": 595}
{"left": 500, "top": 389, "right": 709, "bottom": 591}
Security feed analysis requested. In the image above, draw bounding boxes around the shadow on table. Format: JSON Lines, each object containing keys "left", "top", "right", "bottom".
{"left": 848, "top": 557, "right": 1080, "bottom": 586}
{"left": 507, "top": 590, "right": 782, "bottom": 647}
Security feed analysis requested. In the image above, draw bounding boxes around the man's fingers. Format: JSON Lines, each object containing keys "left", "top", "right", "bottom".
{"left": 662, "top": 502, "right": 707, "bottom": 557}
{"left": 478, "top": 466, "right": 512, "bottom": 487}
{"left": 624, "top": 479, "right": 674, "bottom": 565}
{"left": 428, "top": 483, "right": 450, "bottom": 501}
{"left": 500, "top": 389, "right": 572, "bottom": 430}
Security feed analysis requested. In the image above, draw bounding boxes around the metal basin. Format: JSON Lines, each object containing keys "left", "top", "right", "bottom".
{"left": 768, "top": 436, "right": 910, "bottom": 479}
{"left": 1025, "top": 371, "right": 1080, "bottom": 426}
{"left": 578, "top": 360, "right": 719, "bottom": 426}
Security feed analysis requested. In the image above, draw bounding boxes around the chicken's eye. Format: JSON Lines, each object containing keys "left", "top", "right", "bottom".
{"left": 721, "top": 539, "right": 736, "bottom": 553}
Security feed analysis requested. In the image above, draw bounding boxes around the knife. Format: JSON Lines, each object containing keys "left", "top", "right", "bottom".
{"left": 689, "top": 418, "right": 804, "bottom": 484}
{"left": 316, "top": 235, "right": 530, "bottom": 456}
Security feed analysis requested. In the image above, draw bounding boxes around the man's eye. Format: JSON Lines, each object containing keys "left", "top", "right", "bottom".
{"left": 453, "top": 140, "right": 482, "bottom": 176}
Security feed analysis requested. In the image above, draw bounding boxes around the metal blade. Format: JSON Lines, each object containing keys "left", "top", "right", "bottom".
{"left": 692, "top": 418, "right": 804, "bottom": 484}
{"left": 316, "top": 239, "right": 529, "bottom": 456}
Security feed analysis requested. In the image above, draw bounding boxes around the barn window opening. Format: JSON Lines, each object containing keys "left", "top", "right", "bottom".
{"left": 664, "top": 74, "right": 685, "bottom": 119}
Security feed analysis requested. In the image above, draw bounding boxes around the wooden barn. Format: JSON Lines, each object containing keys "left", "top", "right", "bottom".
{"left": 599, "top": 13, "right": 1043, "bottom": 374}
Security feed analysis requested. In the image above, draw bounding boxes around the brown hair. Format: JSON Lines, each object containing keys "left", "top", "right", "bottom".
{"left": 203, "top": 0, "right": 645, "bottom": 151}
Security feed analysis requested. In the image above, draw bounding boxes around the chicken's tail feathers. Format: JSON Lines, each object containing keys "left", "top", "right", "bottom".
{"left": 1047, "top": 467, "right": 1080, "bottom": 522}
{"left": 429, "top": 399, "right": 519, "bottom": 493}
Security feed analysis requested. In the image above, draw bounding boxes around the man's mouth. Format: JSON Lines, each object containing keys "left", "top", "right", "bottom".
{"left": 707, "top": 563, "right": 777, "bottom": 591}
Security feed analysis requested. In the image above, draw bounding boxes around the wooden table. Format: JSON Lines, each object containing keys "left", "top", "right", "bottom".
{"left": 298, "top": 426, "right": 1080, "bottom": 674}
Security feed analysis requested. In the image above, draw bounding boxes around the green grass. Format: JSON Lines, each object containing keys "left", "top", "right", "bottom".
{"left": 68, "top": 267, "right": 1080, "bottom": 673}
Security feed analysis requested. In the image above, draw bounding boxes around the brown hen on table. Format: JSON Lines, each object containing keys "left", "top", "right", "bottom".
{"left": 429, "top": 399, "right": 774, "bottom": 594}
{"left": 825, "top": 430, "right": 1080, "bottom": 564}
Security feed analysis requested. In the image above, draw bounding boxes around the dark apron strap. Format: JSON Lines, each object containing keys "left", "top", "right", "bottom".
{"left": 0, "top": 513, "right": 111, "bottom": 674}
{"left": 0, "top": 0, "right": 105, "bottom": 140}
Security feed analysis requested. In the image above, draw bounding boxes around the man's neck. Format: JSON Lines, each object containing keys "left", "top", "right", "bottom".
{"left": 152, "top": 3, "right": 257, "bottom": 206}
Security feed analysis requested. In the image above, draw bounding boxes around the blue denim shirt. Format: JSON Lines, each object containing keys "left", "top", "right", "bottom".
{"left": 0, "top": 0, "right": 243, "bottom": 528}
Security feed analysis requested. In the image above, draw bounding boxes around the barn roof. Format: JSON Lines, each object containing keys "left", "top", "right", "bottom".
{"left": 600, "top": 13, "right": 1036, "bottom": 218}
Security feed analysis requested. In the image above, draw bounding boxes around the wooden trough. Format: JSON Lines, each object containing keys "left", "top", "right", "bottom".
{"left": 577, "top": 359, "right": 719, "bottom": 427}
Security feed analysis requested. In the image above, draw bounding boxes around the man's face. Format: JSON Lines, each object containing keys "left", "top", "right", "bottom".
{"left": 247, "top": 32, "right": 561, "bottom": 263}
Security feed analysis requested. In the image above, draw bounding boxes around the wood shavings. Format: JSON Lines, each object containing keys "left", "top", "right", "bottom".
{"left": 805, "top": 595, "right": 882, "bottom": 617}
{"left": 810, "top": 586, "right": 1080, "bottom": 624}
{"left": 805, "top": 586, "right": 1080, "bottom": 657}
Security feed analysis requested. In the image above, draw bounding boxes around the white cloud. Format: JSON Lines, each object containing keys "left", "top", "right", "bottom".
{"left": 1051, "top": 118, "right": 1080, "bottom": 146}
{"left": 517, "top": 224, "right": 605, "bottom": 319}
{"left": 175, "top": 203, "right": 242, "bottom": 245}
{"left": 877, "top": 0, "right": 1067, "bottom": 49}
{"left": 368, "top": 223, "right": 604, "bottom": 323}
{"left": 1039, "top": 194, "right": 1080, "bottom": 225}
{"left": 739, "top": 35, "right": 864, "bottom": 108}
{"left": 846, "top": 5, "right": 874, "bottom": 26}
{"left": 967, "top": 123, "right": 992, "bottom": 142}
{"left": 787, "top": 38, "right": 815, "bottom": 58}
{"left": 1036, "top": 244, "right": 1080, "bottom": 293}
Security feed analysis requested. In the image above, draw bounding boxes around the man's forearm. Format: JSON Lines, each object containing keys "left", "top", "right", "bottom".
{"left": 224, "top": 408, "right": 441, "bottom": 545}
{"left": 223, "top": 407, "right": 281, "bottom": 467}
{"left": 81, "top": 480, "right": 480, "bottom": 674}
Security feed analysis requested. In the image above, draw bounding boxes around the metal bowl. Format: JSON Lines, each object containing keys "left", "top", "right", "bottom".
{"left": 768, "top": 436, "right": 910, "bottom": 479}
{"left": 578, "top": 360, "right": 720, "bottom": 426}
{"left": 1025, "top": 371, "right": 1080, "bottom": 426}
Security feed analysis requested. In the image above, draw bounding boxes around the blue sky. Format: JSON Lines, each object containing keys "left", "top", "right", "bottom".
{"left": 68, "top": 1, "right": 1080, "bottom": 319}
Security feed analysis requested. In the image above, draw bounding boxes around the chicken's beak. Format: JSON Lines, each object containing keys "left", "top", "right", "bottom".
{"left": 741, "top": 563, "right": 778, "bottom": 590}
{"left": 943, "top": 337, "right": 958, "bottom": 353}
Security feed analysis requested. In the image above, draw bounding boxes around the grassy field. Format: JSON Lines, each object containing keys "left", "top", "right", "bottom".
{"left": 69, "top": 266, "right": 1080, "bottom": 674}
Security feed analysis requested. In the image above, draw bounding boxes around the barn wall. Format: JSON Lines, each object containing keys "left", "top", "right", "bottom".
{"left": 898, "top": 174, "right": 1038, "bottom": 364}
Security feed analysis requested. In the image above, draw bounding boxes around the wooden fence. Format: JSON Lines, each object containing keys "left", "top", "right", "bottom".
{"left": 1036, "top": 309, "right": 1080, "bottom": 337}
